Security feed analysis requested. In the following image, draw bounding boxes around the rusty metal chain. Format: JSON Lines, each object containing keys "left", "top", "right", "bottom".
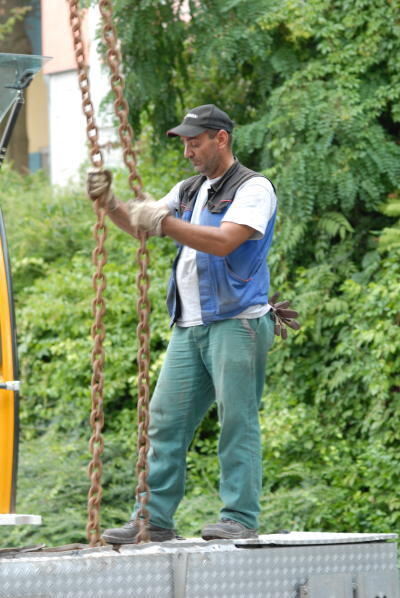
{"left": 98, "top": 0, "right": 152, "bottom": 544}
{"left": 69, "top": 0, "right": 150, "bottom": 542}
{"left": 88, "top": 213, "right": 107, "bottom": 545}
{"left": 97, "top": 1, "right": 145, "bottom": 199}
{"left": 68, "top": 2, "right": 104, "bottom": 170}
{"left": 67, "top": 0, "right": 107, "bottom": 547}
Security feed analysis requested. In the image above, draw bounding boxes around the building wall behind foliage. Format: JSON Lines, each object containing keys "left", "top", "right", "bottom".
{"left": 40, "top": 0, "right": 118, "bottom": 186}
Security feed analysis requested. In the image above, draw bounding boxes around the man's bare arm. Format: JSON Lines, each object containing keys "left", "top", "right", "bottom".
{"left": 162, "top": 216, "right": 254, "bottom": 257}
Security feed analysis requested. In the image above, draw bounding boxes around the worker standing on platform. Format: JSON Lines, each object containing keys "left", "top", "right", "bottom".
{"left": 87, "top": 104, "right": 277, "bottom": 543}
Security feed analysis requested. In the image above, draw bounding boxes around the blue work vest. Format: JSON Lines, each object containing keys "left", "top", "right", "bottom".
{"left": 166, "top": 160, "right": 277, "bottom": 326}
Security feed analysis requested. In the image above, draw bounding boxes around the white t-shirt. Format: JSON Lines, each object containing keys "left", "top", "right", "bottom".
{"left": 160, "top": 176, "right": 277, "bottom": 327}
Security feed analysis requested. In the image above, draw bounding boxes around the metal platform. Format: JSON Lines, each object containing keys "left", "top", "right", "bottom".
{"left": 0, "top": 514, "right": 42, "bottom": 525}
{"left": 0, "top": 532, "right": 398, "bottom": 597}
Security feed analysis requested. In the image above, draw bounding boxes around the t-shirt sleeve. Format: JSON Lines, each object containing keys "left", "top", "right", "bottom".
{"left": 222, "top": 177, "right": 277, "bottom": 240}
{"left": 160, "top": 181, "right": 184, "bottom": 214}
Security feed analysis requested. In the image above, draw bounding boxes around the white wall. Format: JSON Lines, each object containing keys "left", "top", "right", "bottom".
{"left": 87, "top": 6, "right": 120, "bottom": 171}
{"left": 48, "top": 69, "right": 87, "bottom": 186}
{"left": 47, "top": 6, "right": 120, "bottom": 187}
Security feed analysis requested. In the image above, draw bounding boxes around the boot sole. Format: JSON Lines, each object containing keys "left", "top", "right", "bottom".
{"left": 201, "top": 529, "right": 258, "bottom": 541}
{"left": 102, "top": 531, "right": 176, "bottom": 545}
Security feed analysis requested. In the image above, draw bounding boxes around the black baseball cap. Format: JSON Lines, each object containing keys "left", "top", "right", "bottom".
{"left": 167, "top": 104, "right": 234, "bottom": 137}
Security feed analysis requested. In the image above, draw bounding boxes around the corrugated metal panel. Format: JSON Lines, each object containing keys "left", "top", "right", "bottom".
{"left": 356, "top": 570, "right": 400, "bottom": 598}
{"left": 0, "top": 533, "right": 397, "bottom": 598}
{"left": 300, "top": 573, "right": 354, "bottom": 598}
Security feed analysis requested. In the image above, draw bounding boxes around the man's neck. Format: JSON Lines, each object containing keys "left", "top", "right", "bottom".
{"left": 206, "top": 156, "right": 235, "bottom": 180}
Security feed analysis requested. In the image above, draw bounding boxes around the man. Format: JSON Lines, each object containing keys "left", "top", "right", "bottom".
{"left": 87, "top": 104, "right": 277, "bottom": 543}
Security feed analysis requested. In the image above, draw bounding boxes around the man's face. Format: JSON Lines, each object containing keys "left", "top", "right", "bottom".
{"left": 181, "top": 131, "right": 221, "bottom": 178}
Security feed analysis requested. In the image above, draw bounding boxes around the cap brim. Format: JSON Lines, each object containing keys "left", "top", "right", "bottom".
{"left": 166, "top": 123, "right": 207, "bottom": 137}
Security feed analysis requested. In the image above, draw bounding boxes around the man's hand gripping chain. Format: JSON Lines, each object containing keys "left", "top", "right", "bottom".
{"left": 269, "top": 292, "right": 301, "bottom": 339}
{"left": 87, "top": 169, "right": 118, "bottom": 212}
{"left": 128, "top": 199, "right": 170, "bottom": 237}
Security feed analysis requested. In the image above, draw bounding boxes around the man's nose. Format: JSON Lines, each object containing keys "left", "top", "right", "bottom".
{"left": 184, "top": 144, "right": 193, "bottom": 159}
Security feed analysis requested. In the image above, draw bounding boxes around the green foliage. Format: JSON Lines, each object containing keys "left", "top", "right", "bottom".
{"left": 260, "top": 248, "right": 400, "bottom": 533}
{"left": 0, "top": 167, "right": 93, "bottom": 296}
{"left": 109, "top": 0, "right": 188, "bottom": 138}
{"left": 378, "top": 192, "right": 400, "bottom": 251}
{"left": 0, "top": 5, "right": 31, "bottom": 41}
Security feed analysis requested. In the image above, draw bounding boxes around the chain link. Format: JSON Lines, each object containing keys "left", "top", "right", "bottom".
{"left": 67, "top": 0, "right": 106, "bottom": 547}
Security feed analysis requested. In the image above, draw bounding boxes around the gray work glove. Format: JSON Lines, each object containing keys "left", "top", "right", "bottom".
{"left": 128, "top": 199, "right": 170, "bottom": 236}
{"left": 86, "top": 169, "right": 118, "bottom": 212}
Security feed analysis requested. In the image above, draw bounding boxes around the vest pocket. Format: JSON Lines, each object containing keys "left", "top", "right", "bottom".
{"left": 224, "top": 260, "right": 253, "bottom": 283}
{"left": 212, "top": 260, "right": 252, "bottom": 314}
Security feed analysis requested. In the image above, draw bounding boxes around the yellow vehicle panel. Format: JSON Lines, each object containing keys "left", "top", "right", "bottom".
{"left": 0, "top": 208, "right": 19, "bottom": 513}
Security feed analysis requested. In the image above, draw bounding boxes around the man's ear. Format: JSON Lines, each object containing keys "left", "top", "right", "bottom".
{"left": 216, "top": 129, "right": 230, "bottom": 149}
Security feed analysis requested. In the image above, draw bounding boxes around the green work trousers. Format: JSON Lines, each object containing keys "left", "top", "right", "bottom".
{"left": 134, "top": 313, "right": 275, "bottom": 530}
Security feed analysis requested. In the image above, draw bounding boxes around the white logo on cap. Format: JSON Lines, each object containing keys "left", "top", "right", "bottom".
{"left": 185, "top": 113, "right": 199, "bottom": 119}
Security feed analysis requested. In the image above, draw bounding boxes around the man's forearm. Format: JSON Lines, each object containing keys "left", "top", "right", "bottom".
{"left": 106, "top": 201, "right": 138, "bottom": 238}
{"left": 161, "top": 215, "right": 253, "bottom": 257}
{"left": 104, "top": 200, "right": 254, "bottom": 253}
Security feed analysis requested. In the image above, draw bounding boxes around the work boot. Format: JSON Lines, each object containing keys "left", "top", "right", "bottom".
{"left": 201, "top": 518, "right": 258, "bottom": 540}
{"left": 101, "top": 520, "right": 176, "bottom": 545}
